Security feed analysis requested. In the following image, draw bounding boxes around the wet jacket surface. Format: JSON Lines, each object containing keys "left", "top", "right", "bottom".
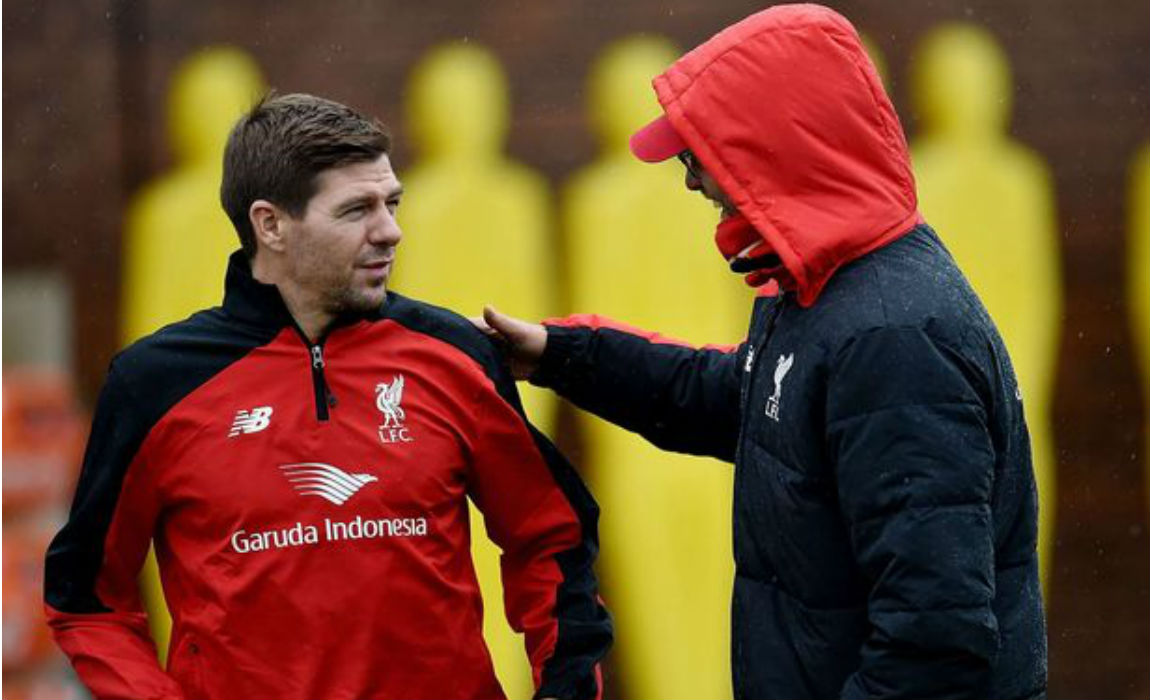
{"left": 536, "top": 225, "right": 1046, "bottom": 700}
{"left": 532, "top": 4, "right": 1046, "bottom": 698}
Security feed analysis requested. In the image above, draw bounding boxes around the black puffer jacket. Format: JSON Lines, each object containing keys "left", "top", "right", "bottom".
{"left": 534, "top": 225, "right": 1046, "bottom": 699}
{"left": 532, "top": 6, "right": 1046, "bottom": 697}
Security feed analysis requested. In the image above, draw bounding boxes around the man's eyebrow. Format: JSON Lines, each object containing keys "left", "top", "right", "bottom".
{"left": 334, "top": 194, "right": 375, "bottom": 212}
{"left": 333, "top": 186, "right": 404, "bottom": 213}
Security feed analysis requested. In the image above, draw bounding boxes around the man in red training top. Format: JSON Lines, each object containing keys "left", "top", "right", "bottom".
{"left": 45, "top": 92, "right": 611, "bottom": 700}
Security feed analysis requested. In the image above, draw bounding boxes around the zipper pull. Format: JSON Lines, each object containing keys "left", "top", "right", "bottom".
{"left": 311, "top": 345, "right": 325, "bottom": 370}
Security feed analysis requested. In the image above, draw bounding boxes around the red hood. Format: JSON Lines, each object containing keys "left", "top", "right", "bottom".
{"left": 654, "top": 4, "right": 921, "bottom": 306}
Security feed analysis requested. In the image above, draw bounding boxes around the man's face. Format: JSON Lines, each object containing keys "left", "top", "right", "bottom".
{"left": 680, "top": 150, "right": 737, "bottom": 218}
{"left": 280, "top": 153, "right": 403, "bottom": 316}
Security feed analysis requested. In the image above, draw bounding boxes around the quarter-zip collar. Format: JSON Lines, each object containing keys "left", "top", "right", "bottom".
{"left": 220, "top": 250, "right": 378, "bottom": 422}
{"left": 220, "top": 250, "right": 381, "bottom": 333}
{"left": 221, "top": 251, "right": 296, "bottom": 330}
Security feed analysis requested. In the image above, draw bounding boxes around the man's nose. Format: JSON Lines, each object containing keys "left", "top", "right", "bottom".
{"left": 369, "top": 210, "right": 403, "bottom": 246}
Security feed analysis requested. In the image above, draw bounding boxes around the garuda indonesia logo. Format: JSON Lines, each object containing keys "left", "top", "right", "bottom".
{"left": 376, "top": 375, "right": 413, "bottom": 444}
{"left": 279, "top": 463, "right": 377, "bottom": 506}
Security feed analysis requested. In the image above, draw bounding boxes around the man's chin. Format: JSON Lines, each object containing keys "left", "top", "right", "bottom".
{"left": 362, "top": 288, "right": 389, "bottom": 311}
{"left": 340, "top": 286, "right": 388, "bottom": 315}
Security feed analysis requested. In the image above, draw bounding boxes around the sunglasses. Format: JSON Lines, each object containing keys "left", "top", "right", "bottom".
{"left": 677, "top": 150, "right": 703, "bottom": 179}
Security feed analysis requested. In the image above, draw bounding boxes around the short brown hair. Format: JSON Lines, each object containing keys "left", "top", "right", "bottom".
{"left": 221, "top": 92, "right": 391, "bottom": 258}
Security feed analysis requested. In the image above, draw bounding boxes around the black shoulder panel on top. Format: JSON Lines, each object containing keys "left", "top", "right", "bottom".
{"left": 115, "top": 308, "right": 286, "bottom": 427}
{"left": 45, "top": 308, "right": 283, "bottom": 614}
{"left": 380, "top": 292, "right": 514, "bottom": 398}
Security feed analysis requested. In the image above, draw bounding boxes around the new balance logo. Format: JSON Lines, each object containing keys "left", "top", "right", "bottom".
{"left": 280, "top": 463, "right": 378, "bottom": 506}
{"left": 229, "top": 406, "right": 273, "bottom": 437}
{"left": 766, "top": 353, "right": 794, "bottom": 422}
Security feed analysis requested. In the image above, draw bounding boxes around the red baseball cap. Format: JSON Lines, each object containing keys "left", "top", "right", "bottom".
{"left": 629, "top": 114, "right": 687, "bottom": 163}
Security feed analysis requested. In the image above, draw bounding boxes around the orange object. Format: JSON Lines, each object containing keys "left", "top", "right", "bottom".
{"left": 3, "top": 523, "right": 58, "bottom": 670}
{"left": 2, "top": 369, "right": 87, "bottom": 516}
{"left": 1, "top": 671, "right": 89, "bottom": 700}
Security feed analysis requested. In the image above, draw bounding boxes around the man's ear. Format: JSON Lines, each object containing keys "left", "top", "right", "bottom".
{"left": 249, "top": 199, "right": 290, "bottom": 253}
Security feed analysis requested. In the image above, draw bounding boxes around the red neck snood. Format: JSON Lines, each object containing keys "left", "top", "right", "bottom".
{"left": 714, "top": 212, "right": 795, "bottom": 290}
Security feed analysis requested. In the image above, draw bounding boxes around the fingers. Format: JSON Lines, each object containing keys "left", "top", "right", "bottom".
{"left": 482, "top": 305, "right": 526, "bottom": 341}
{"left": 469, "top": 313, "right": 495, "bottom": 335}
{"left": 482, "top": 306, "right": 510, "bottom": 335}
{"left": 478, "top": 305, "right": 546, "bottom": 380}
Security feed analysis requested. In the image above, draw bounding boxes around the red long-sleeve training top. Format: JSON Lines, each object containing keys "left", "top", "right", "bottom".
{"left": 44, "top": 252, "right": 612, "bottom": 700}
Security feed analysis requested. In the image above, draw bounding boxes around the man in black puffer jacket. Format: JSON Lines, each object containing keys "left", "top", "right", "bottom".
{"left": 480, "top": 4, "right": 1047, "bottom": 699}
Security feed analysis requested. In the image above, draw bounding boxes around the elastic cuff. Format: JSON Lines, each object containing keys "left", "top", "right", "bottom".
{"left": 535, "top": 666, "right": 600, "bottom": 700}
{"left": 528, "top": 324, "right": 586, "bottom": 389}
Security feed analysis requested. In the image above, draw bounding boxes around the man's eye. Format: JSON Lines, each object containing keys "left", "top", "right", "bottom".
{"left": 343, "top": 205, "right": 368, "bottom": 218}
{"left": 387, "top": 200, "right": 401, "bottom": 213}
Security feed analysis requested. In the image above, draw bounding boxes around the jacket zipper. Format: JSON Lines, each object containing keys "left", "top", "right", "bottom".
{"left": 309, "top": 344, "right": 331, "bottom": 421}
{"left": 742, "top": 297, "right": 786, "bottom": 403}
{"left": 737, "top": 296, "right": 786, "bottom": 441}
{"left": 291, "top": 323, "right": 335, "bottom": 422}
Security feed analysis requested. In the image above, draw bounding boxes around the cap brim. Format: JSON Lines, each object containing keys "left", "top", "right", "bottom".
{"left": 629, "top": 114, "right": 687, "bottom": 163}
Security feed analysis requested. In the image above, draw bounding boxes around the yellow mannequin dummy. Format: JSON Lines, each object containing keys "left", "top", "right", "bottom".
{"left": 910, "top": 24, "right": 1061, "bottom": 588}
{"left": 563, "top": 36, "right": 750, "bottom": 700}
{"left": 122, "top": 46, "right": 265, "bottom": 663}
{"left": 391, "top": 43, "right": 555, "bottom": 698}
{"left": 1129, "top": 144, "right": 1150, "bottom": 501}
{"left": 123, "top": 47, "right": 265, "bottom": 343}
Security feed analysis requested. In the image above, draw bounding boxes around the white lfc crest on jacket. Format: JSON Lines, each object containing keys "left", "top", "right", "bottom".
{"left": 376, "top": 375, "right": 414, "bottom": 444}
{"left": 766, "top": 353, "right": 794, "bottom": 421}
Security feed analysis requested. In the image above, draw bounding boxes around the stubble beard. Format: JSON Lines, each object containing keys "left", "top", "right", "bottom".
{"left": 322, "top": 272, "right": 387, "bottom": 317}
{"left": 288, "top": 255, "right": 387, "bottom": 321}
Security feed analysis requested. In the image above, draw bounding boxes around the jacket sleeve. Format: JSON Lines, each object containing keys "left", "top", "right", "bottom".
{"left": 529, "top": 315, "right": 743, "bottom": 462}
{"left": 43, "top": 362, "right": 185, "bottom": 700}
{"left": 827, "top": 326, "right": 999, "bottom": 700}
{"left": 466, "top": 363, "right": 613, "bottom": 700}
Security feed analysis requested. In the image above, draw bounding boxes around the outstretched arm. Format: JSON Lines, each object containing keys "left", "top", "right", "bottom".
{"left": 480, "top": 307, "right": 743, "bottom": 462}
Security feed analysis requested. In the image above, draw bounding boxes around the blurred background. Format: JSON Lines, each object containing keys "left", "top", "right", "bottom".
{"left": 3, "top": 1, "right": 1147, "bottom": 698}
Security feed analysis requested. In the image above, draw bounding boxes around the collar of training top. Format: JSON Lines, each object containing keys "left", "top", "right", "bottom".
{"left": 220, "top": 251, "right": 381, "bottom": 331}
